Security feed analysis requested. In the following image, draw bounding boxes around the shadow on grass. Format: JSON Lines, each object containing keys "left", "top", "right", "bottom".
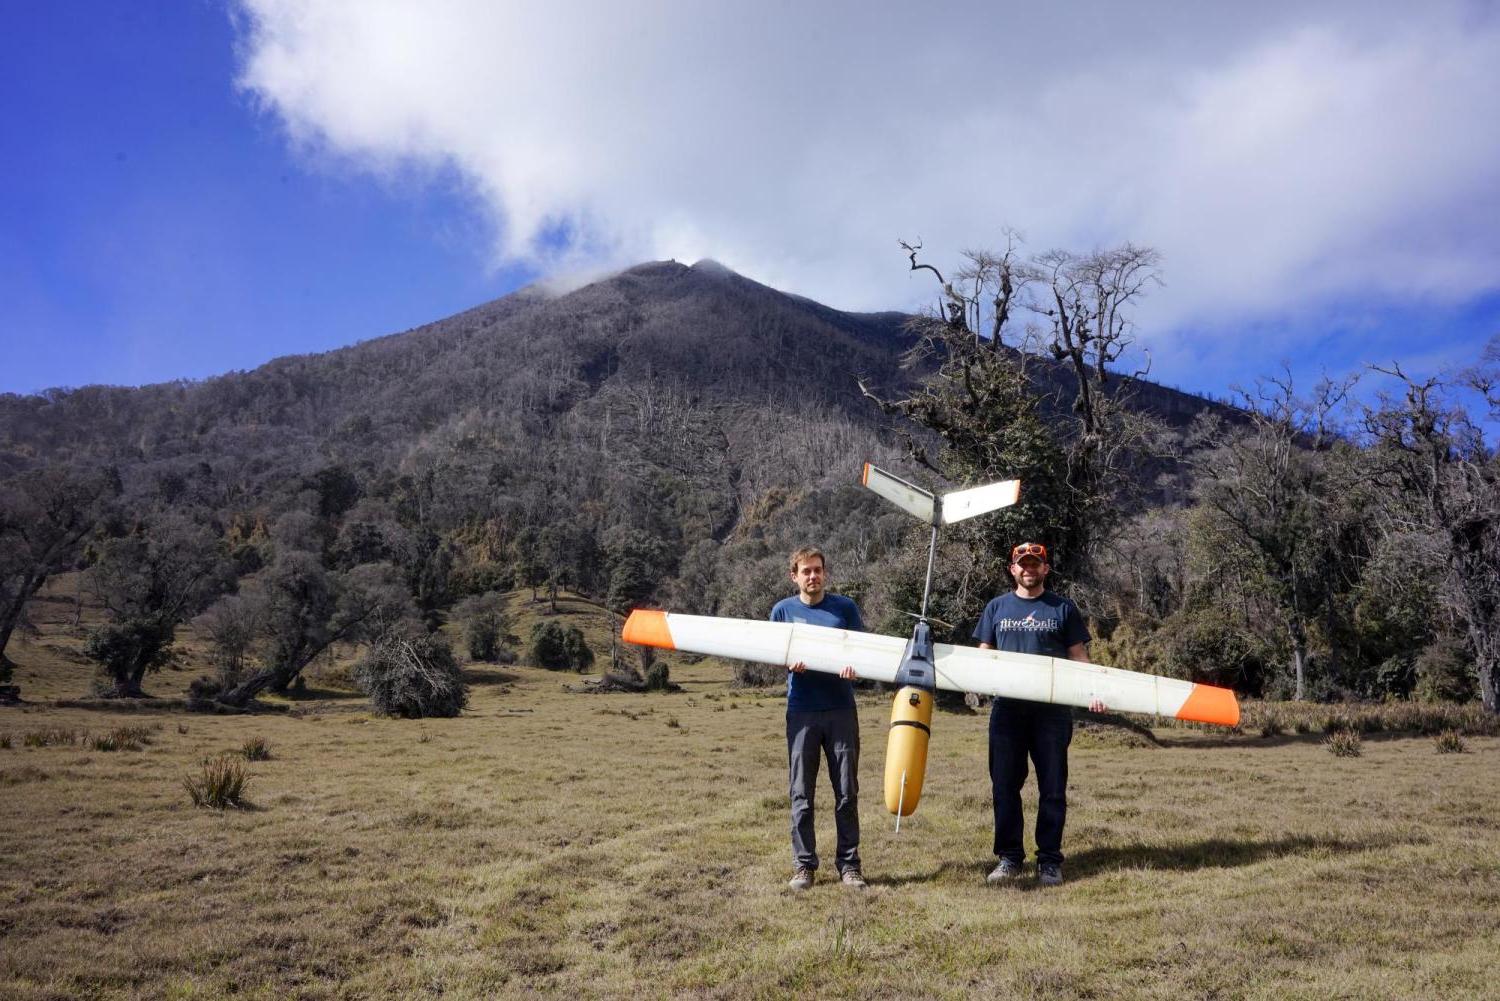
{"left": 868, "top": 859, "right": 975, "bottom": 888}
{"left": 1068, "top": 831, "right": 1422, "bottom": 877}
{"left": 52, "top": 696, "right": 288, "bottom": 716}
{"left": 277, "top": 686, "right": 364, "bottom": 703}
{"left": 872, "top": 832, "right": 1423, "bottom": 888}
{"left": 462, "top": 666, "right": 519, "bottom": 686}
{"left": 1165, "top": 730, "right": 1434, "bottom": 749}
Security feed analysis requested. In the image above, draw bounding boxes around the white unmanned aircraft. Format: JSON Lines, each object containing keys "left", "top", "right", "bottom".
{"left": 624, "top": 463, "right": 1240, "bottom": 820}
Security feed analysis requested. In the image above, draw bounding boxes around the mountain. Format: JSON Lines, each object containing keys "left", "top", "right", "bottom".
{"left": 0, "top": 259, "right": 1233, "bottom": 625}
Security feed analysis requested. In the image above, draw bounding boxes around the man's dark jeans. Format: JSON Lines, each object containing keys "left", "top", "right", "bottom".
{"left": 787, "top": 708, "right": 860, "bottom": 872}
{"left": 989, "top": 696, "right": 1073, "bottom": 866}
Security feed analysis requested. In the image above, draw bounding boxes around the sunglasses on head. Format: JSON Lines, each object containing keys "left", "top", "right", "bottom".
{"left": 1011, "top": 543, "right": 1048, "bottom": 562}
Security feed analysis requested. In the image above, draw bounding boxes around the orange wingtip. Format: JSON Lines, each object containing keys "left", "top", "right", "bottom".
{"left": 861, "top": 462, "right": 871, "bottom": 486}
{"left": 622, "top": 610, "right": 675, "bottom": 650}
{"left": 1176, "top": 683, "right": 1240, "bottom": 727}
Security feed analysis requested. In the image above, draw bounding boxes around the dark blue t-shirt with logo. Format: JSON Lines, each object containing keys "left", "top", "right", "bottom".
{"left": 769, "top": 593, "right": 863, "bottom": 712}
{"left": 972, "top": 591, "right": 1090, "bottom": 658}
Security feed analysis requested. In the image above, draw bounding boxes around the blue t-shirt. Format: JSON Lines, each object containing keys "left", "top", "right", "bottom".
{"left": 769, "top": 593, "right": 863, "bottom": 712}
{"left": 972, "top": 591, "right": 1090, "bottom": 659}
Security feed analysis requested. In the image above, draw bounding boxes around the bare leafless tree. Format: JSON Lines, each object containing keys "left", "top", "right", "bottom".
{"left": 1364, "top": 362, "right": 1500, "bottom": 713}
{"left": 873, "top": 236, "right": 1166, "bottom": 592}
{"left": 1190, "top": 369, "right": 1364, "bottom": 699}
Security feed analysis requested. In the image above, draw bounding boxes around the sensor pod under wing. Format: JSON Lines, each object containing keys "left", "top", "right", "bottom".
{"left": 857, "top": 463, "right": 1025, "bottom": 815}
{"left": 621, "top": 610, "right": 1241, "bottom": 727}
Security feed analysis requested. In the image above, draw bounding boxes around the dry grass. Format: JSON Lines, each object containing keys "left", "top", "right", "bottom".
{"left": 2, "top": 582, "right": 1498, "bottom": 998}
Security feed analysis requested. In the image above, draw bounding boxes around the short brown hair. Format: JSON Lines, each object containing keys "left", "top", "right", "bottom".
{"left": 788, "top": 546, "right": 826, "bottom": 575}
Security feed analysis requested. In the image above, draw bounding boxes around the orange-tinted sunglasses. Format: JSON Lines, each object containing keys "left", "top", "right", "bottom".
{"left": 1010, "top": 542, "right": 1048, "bottom": 562}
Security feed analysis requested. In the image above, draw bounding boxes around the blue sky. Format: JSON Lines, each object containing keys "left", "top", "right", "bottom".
{"left": 5, "top": 1, "right": 1499, "bottom": 423}
{"left": 2, "top": 2, "right": 533, "bottom": 394}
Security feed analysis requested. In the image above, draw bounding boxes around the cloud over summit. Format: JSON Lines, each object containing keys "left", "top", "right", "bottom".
{"left": 234, "top": 0, "right": 1500, "bottom": 380}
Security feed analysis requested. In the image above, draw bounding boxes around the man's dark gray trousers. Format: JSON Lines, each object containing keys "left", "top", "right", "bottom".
{"left": 786, "top": 708, "right": 861, "bottom": 872}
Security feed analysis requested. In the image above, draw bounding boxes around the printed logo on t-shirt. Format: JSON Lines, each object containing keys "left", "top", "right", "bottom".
{"left": 995, "top": 611, "right": 1059, "bottom": 634}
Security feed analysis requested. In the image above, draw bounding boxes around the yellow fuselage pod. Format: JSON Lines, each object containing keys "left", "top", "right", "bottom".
{"left": 884, "top": 685, "right": 934, "bottom": 815}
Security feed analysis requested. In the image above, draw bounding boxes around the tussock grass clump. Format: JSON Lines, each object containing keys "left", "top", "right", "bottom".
{"left": 183, "top": 754, "right": 251, "bottom": 809}
{"left": 1434, "top": 730, "right": 1467, "bottom": 754}
{"left": 23, "top": 727, "right": 81, "bottom": 748}
{"left": 0, "top": 733, "right": 11, "bottom": 749}
{"left": 87, "top": 726, "right": 153, "bottom": 752}
{"left": 1259, "top": 711, "right": 1285, "bottom": 738}
{"left": 1326, "top": 729, "right": 1363, "bottom": 757}
{"left": 240, "top": 736, "right": 272, "bottom": 761}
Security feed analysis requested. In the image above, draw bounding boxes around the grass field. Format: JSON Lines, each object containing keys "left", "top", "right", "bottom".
{"left": 2, "top": 586, "right": 1498, "bottom": 999}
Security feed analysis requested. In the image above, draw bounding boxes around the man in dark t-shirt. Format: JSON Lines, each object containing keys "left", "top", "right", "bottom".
{"left": 768, "top": 545, "right": 866, "bottom": 891}
{"left": 973, "top": 541, "right": 1102, "bottom": 887}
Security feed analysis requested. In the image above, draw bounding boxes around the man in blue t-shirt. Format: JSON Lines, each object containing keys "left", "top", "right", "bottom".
{"left": 768, "top": 545, "right": 866, "bottom": 891}
{"left": 972, "top": 541, "right": 1103, "bottom": 887}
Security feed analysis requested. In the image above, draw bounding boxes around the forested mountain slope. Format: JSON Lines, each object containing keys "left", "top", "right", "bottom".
{"left": 1, "top": 258, "right": 1235, "bottom": 637}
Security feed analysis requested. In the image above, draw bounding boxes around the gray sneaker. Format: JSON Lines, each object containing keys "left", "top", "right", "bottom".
{"left": 986, "top": 858, "right": 1024, "bottom": 884}
{"left": 839, "top": 867, "right": 868, "bottom": 890}
{"left": 1037, "top": 863, "right": 1063, "bottom": 886}
{"left": 788, "top": 867, "right": 814, "bottom": 891}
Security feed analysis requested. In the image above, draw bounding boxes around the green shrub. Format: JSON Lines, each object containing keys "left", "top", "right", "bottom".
{"left": 188, "top": 675, "right": 223, "bottom": 701}
{"left": 1325, "top": 730, "right": 1362, "bottom": 758}
{"left": 1413, "top": 640, "right": 1476, "bottom": 704}
{"left": 465, "top": 615, "right": 501, "bottom": 661}
{"left": 644, "top": 661, "right": 672, "bottom": 692}
{"left": 526, "top": 621, "right": 594, "bottom": 672}
{"left": 184, "top": 755, "right": 251, "bottom": 809}
{"left": 355, "top": 634, "right": 469, "bottom": 719}
{"left": 241, "top": 736, "right": 272, "bottom": 761}
{"left": 1434, "top": 730, "right": 1467, "bottom": 754}
{"left": 731, "top": 660, "right": 784, "bottom": 688}
{"left": 455, "top": 592, "right": 508, "bottom": 662}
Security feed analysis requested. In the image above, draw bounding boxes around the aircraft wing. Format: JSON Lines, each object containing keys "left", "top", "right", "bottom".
{"left": 929, "top": 642, "right": 1238, "bottom": 725}
{"left": 623, "top": 610, "right": 1239, "bottom": 726}
{"left": 624, "top": 608, "right": 908, "bottom": 683}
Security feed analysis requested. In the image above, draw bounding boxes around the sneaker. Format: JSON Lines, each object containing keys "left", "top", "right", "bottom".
{"left": 839, "top": 867, "right": 868, "bottom": 890}
{"left": 1037, "top": 863, "right": 1063, "bottom": 886}
{"left": 788, "top": 867, "right": 814, "bottom": 891}
{"left": 986, "top": 858, "right": 1024, "bottom": 884}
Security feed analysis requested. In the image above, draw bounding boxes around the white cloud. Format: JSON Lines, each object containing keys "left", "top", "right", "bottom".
{"left": 233, "top": 0, "right": 1500, "bottom": 381}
